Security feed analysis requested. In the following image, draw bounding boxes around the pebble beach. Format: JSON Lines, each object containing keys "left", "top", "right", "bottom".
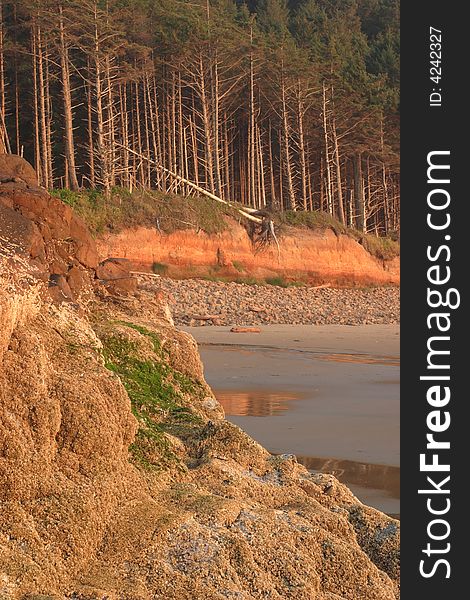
{"left": 158, "top": 278, "right": 400, "bottom": 327}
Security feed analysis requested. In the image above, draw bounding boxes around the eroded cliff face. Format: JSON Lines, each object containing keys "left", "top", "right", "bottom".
{"left": 97, "top": 221, "right": 399, "bottom": 286}
{"left": 0, "top": 158, "right": 400, "bottom": 599}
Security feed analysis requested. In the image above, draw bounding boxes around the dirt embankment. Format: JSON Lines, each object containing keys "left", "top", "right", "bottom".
{"left": 1, "top": 157, "right": 400, "bottom": 599}
{"left": 96, "top": 219, "right": 400, "bottom": 287}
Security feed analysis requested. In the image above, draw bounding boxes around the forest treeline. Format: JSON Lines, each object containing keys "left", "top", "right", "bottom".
{"left": 0, "top": 0, "right": 399, "bottom": 234}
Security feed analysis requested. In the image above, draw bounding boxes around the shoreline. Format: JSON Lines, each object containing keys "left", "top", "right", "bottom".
{"left": 187, "top": 324, "right": 400, "bottom": 514}
{"left": 187, "top": 324, "right": 399, "bottom": 467}
{"left": 183, "top": 323, "right": 400, "bottom": 357}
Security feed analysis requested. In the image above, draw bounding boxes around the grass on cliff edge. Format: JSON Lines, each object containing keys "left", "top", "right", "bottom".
{"left": 278, "top": 210, "right": 400, "bottom": 261}
{"left": 51, "top": 187, "right": 240, "bottom": 237}
{"left": 99, "top": 321, "right": 204, "bottom": 470}
{"left": 51, "top": 187, "right": 399, "bottom": 261}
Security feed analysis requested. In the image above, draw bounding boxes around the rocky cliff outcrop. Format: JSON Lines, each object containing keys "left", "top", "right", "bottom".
{"left": 0, "top": 156, "right": 141, "bottom": 304}
{"left": 0, "top": 156, "right": 98, "bottom": 304}
{"left": 0, "top": 158, "right": 399, "bottom": 599}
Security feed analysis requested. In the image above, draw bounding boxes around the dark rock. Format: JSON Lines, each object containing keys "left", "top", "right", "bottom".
{"left": 42, "top": 197, "right": 73, "bottom": 239}
{"left": 11, "top": 190, "right": 47, "bottom": 219}
{"left": 47, "top": 286, "right": 69, "bottom": 304}
{"left": 75, "top": 242, "right": 99, "bottom": 270}
{"left": 55, "top": 242, "right": 73, "bottom": 262}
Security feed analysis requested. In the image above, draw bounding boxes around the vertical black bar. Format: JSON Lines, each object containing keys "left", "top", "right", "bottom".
{"left": 401, "top": 1, "right": 464, "bottom": 597}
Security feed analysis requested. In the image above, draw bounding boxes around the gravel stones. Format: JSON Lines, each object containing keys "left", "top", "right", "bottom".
{"left": 157, "top": 278, "right": 400, "bottom": 327}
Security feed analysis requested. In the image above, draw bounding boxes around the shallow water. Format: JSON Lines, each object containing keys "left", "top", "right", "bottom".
{"left": 296, "top": 456, "right": 400, "bottom": 518}
{"left": 186, "top": 325, "right": 400, "bottom": 516}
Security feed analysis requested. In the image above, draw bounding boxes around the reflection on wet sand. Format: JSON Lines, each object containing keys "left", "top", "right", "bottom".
{"left": 216, "top": 390, "right": 305, "bottom": 417}
{"left": 297, "top": 456, "right": 400, "bottom": 501}
{"left": 200, "top": 342, "right": 399, "bottom": 367}
{"left": 317, "top": 353, "right": 400, "bottom": 367}
{"left": 216, "top": 391, "right": 401, "bottom": 515}
{"left": 194, "top": 326, "right": 399, "bottom": 516}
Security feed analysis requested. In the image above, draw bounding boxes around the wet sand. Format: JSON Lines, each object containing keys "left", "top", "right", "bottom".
{"left": 184, "top": 324, "right": 400, "bottom": 515}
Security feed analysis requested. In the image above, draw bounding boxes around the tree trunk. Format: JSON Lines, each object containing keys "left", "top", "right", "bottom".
{"left": 86, "top": 80, "right": 95, "bottom": 187}
{"left": 59, "top": 3, "right": 79, "bottom": 190}
{"left": 183, "top": 124, "right": 189, "bottom": 193}
{"left": 322, "top": 82, "right": 332, "bottom": 214}
{"left": 365, "top": 156, "right": 371, "bottom": 233}
{"left": 143, "top": 71, "right": 152, "bottom": 188}
{"left": 152, "top": 73, "right": 163, "bottom": 189}
{"left": 278, "top": 139, "right": 284, "bottom": 211}
{"left": 135, "top": 79, "right": 145, "bottom": 187}
{"left": 0, "top": 0, "right": 4, "bottom": 123}
{"left": 257, "top": 124, "right": 266, "bottom": 207}
{"left": 223, "top": 113, "right": 230, "bottom": 201}
{"left": 106, "top": 57, "right": 116, "bottom": 188}
{"left": 331, "top": 114, "right": 345, "bottom": 224}
{"left": 119, "top": 82, "right": 129, "bottom": 189}
{"left": 281, "top": 59, "right": 295, "bottom": 210}
{"left": 44, "top": 40, "right": 53, "bottom": 187}
{"left": 199, "top": 54, "right": 215, "bottom": 194}
{"left": 382, "top": 164, "right": 389, "bottom": 234}
{"left": 189, "top": 113, "right": 199, "bottom": 188}
{"left": 319, "top": 156, "right": 324, "bottom": 212}
{"left": 297, "top": 81, "right": 308, "bottom": 211}
{"left": 380, "top": 116, "right": 389, "bottom": 234}
{"left": 146, "top": 75, "right": 158, "bottom": 189}
{"left": 170, "top": 72, "right": 177, "bottom": 192}
{"left": 306, "top": 144, "right": 313, "bottom": 211}
{"left": 268, "top": 120, "right": 276, "bottom": 209}
{"left": 0, "top": 0, "right": 9, "bottom": 154}
{"left": 239, "top": 146, "right": 246, "bottom": 205}
{"left": 353, "top": 152, "right": 365, "bottom": 232}
{"left": 161, "top": 69, "right": 168, "bottom": 190}
{"left": 32, "top": 25, "right": 41, "bottom": 179}
{"left": 177, "top": 71, "right": 185, "bottom": 194}
{"left": 12, "top": 3, "right": 20, "bottom": 154}
{"left": 37, "top": 24, "right": 51, "bottom": 186}
{"left": 212, "top": 52, "right": 222, "bottom": 198}
{"left": 249, "top": 23, "right": 256, "bottom": 207}
{"left": 93, "top": 2, "right": 110, "bottom": 195}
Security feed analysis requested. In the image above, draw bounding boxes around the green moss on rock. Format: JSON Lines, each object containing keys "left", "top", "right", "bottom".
{"left": 99, "top": 322, "right": 203, "bottom": 470}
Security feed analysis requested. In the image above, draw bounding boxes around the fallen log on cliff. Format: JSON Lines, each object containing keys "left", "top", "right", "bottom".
{"left": 116, "top": 144, "right": 281, "bottom": 259}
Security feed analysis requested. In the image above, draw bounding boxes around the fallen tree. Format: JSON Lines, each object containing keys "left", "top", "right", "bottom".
{"left": 117, "top": 144, "right": 281, "bottom": 259}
